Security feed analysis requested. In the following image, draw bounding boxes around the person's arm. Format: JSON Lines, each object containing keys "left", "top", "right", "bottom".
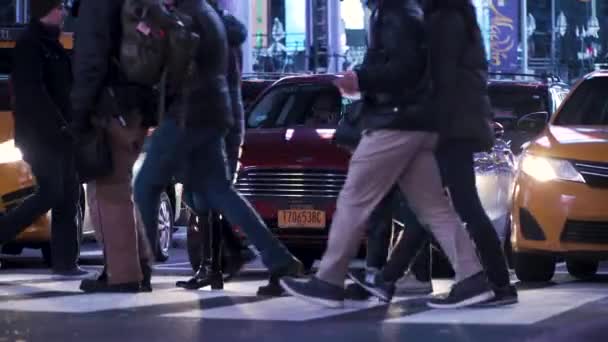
{"left": 12, "top": 37, "right": 65, "bottom": 139}
{"left": 355, "top": 12, "right": 426, "bottom": 93}
{"left": 70, "top": 0, "right": 116, "bottom": 130}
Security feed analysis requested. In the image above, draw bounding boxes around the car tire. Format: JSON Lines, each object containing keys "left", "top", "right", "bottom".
{"left": 514, "top": 252, "right": 555, "bottom": 283}
{"left": 292, "top": 249, "right": 317, "bottom": 273}
{"left": 41, "top": 243, "right": 52, "bottom": 267}
{"left": 566, "top": 259, "right": 598, "bottom": 280}
{"left": 153, "top": 192, "right": 174, "bottom": 262}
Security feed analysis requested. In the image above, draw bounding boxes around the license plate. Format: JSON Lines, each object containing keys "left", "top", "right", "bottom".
{"left": 278, "top": 209, "right": 326, "bottom": 229}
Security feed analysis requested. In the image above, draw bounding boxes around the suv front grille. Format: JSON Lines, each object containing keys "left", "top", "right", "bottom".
{"left": 235, "top": 169, "right": 346, "bottom": 198}
{"left": 573, "top": 161, "right": 608, "bottom": 188}
{"left": 561, "top": 220, "right": 608, "bottom": 244}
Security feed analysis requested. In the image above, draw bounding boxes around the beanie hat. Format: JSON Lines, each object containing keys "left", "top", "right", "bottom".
{"left": 30, "top": 0, "right": 63, "bottom": 19}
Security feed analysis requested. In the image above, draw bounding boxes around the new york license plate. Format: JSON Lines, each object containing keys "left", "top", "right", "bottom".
{"left": 278, "top": 209, "right": 326, "bottom": 229}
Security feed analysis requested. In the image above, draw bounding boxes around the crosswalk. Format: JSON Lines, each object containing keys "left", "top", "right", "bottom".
{"left": 1, "top": 270, "right": 607, "bottom": 326}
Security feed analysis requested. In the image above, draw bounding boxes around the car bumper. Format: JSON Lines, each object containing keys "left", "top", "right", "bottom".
{"left": 512, "top": 174, "right": 608, "bottom": 255}
{"left": 0, "top": 161, "right": 50, "bottom": 244}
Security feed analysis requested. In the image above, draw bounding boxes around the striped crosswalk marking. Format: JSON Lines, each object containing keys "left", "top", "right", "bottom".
{"left": 164, "top": 296, "right": 386, "bottom": 322}
{"left": 384, "top": 286, "right": 608, "bottom": 325}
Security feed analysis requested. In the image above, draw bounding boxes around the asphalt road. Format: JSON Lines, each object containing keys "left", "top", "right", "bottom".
{"left": 1, "top": 229, "right": 608, "bottom": 342}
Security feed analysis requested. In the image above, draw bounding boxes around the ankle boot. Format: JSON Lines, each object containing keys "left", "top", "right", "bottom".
{"left": 176, "top": 264, "right": 224, "bottom": 290}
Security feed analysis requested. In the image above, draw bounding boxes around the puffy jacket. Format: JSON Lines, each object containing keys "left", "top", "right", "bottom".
{"left": 174, "top": 0, "right": 233, "bottom": 129}
{"left": 429, "top": 7, "right": 494, "bottom": 151}
{"left": 70, "top": 0, "right": 123, "bottom": 128}
{"left": 355, "top": 0, "right": 434, "bottom": 132}
{"left": 12, "top": 20, "right": 72, "bottom": 152}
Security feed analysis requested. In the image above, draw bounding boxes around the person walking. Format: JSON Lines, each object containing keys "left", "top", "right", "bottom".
{"left": 350, "top": 0, "right": 517, "bottom": 307}
{"left": 0, "top": 0, "right": 84, "bottom": 276}
{"left": 279, "top": 0, "right": 493, "bottom": 309}
{"left": 134, "top": 0, "right": 303, "bottom": 298}
{"left": 70, "top": 0, "right": 154, "bottom": 293}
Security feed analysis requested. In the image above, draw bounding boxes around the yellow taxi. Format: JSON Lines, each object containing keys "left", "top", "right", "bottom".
{"left": 511, "top": 71, "right": 608, "bottom": 282}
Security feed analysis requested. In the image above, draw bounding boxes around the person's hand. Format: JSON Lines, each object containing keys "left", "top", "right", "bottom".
{"left": 333, "top": 71, "right": 360, "bottom": 95}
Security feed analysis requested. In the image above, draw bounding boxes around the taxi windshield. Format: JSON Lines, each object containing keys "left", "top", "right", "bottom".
{"left": 554, "top": 78, "right": 608, "bottom": 126}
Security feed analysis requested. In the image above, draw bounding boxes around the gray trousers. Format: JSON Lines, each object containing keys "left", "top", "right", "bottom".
{"left": 316, "top": 130, "right": 482, "bottom": 286}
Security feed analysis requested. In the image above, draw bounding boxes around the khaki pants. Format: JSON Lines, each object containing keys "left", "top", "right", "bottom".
{"left": 316, "top": 130, "right": 482, "bottom": 286}
{"left": 87, "top": 115, "right": 151, "bottom": 285}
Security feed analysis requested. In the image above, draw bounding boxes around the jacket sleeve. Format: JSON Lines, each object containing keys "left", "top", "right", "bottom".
{"left": 70, "top": 0, "right": 116, "bottom": 126}
{"left": 429, "top": 11, "right": 465, "bottom": 93}
{"left": 12, "top": 37, "right": 65, "bottom": 139}
{"left": 222, "top": 12, "right": 248, "bottom": 47}
{"left": 355, "top": 12, "right": 426, "bottom": 93}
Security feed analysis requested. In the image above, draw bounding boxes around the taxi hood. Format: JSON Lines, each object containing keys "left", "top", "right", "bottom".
{"left": 527, "top": 125, "right": 608, "bottom": 162}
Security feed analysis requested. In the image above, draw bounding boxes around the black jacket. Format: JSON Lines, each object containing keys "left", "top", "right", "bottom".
{"left": 11, "top": 20, "right": 72, "bottom": 152}
{"left": 220, "top": 10, "right": 247, "bottom": 138}
{"left": 429, "top": 8, "right": 494, "bottom": 151}
{"left": 174, "top": 0, "right": 233, "bottom": 129}
{"left": 355, "top": 0, "right": 433, "bottom": 132}
{"left": 70, "top": 0, "right": 123, "bottom": 128}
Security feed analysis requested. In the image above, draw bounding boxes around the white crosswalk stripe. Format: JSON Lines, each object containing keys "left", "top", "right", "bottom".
{"left": 1, "top": 271, "right": 607, "bottom": 325}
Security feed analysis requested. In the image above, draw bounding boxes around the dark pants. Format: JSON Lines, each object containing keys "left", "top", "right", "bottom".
{"left": 134, "top": 118, "right": 294, "bottom": 274}
{"left": 0, "top": 147, "right": 80, "bottom": 271}
{"left": 367, "top": 188, "right": 431, "bottom": 282}
{"left": 382, "top": 142, "right": 510, "bottom": 289}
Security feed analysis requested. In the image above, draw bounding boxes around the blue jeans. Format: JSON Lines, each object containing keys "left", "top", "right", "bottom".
{"left": 133, "top": 118, "right": 294, "bottom": 273}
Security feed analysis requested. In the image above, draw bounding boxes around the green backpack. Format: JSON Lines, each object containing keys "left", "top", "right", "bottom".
{"left": 119, "top": 0, "right": 199, "bottom": 88}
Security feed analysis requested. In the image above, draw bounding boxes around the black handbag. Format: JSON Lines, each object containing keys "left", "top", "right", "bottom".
{"left": 333, "top": 100, "right": 364, "bottom": 150}
{"left": 74, "top": 88, "right": 118, "bottom": 183}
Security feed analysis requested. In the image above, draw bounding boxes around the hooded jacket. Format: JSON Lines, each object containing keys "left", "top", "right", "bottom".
{"left": 427, "top": 3, "right": 494, "bottom": 151}
{"left": 356, "top": 0, "right": 434, "bottom": 132}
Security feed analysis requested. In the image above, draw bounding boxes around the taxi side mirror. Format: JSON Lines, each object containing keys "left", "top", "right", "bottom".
{"left": 517, "top": 111, "right": 549, "bottom": 134}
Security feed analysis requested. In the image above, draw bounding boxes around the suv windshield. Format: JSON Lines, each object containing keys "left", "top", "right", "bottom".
{"left": 247, "top": 85, "right": 344, "bottom": 128}
{"left": 489, "top": 86, "right": 549, "bottom": 130}
{"left": 554, "top": 78, "right": 608, "bottom": 126}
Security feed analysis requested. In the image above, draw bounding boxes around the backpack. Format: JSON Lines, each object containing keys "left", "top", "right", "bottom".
{"left": 119, "top": 0, "right": 199, "bottom": 88}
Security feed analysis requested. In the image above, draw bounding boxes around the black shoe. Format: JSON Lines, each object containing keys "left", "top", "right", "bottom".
{"left": 53, "top": 266, "right": 89, "bottom": 276}
{"left": 141, "top": 262, "right": 153, "bottom": 292}
{"left": 348, "top": 269, "right": 395, "bottom": 303}
{"left": 474, "top": 284, "right": 518, "bottom": 307}
{"left": 257, "top": 258, "right": 305, "bottom": 297}
{"left": 79, "top": 278, "right": 141, "bottom": 293}
{"left": 257, "top": 276, "right": 284, "bottom": 297}
{"left": 427, "top": 272, "right": 494, "bottom": 309}
{"left": 344, "top": 282, "right": 371, "bottom": 301}
{"left": 176, "top": 266, "right": 224, "bottom": 290}
{"left": 280, "top": 276, "right": 345, "bottom": 308}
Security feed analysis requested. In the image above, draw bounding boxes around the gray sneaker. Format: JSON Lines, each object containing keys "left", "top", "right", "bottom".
{"left": 395, "top": 272, "right": 433, "bottom": 295}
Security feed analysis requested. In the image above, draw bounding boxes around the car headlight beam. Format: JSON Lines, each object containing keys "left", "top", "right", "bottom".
{"left": 0, "top": 139, "right": 23, "bottom": 164}
{"left": 521, "top": 154, "right": 585, "bottom": 183}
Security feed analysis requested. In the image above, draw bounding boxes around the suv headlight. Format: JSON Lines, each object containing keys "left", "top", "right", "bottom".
{"left": 0, "top": 140, "right": 23, "bottom": 164}
{"left": 521, "top": 154, "right": 585, "bottom": 183}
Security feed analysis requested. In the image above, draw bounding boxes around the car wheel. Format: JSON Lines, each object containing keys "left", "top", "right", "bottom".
{"left": 566, "top": 259, "right": 598, "bottom": 280}
{"left": 186, "top": 213, "right": 204, "bottom": 271}
{"left": 154, "top": 192, "right": 174, "bottom": 262}
{"left": 292, "top": 249, "right": 317, "bottom": 273}
{"left": 514, "top": 252, "right": 555, "bottom": 283}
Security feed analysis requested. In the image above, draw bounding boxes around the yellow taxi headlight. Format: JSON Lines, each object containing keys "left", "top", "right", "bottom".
{"left": 0, "top": 139, "right": 23, "bottom": 164}
{"left": 521, "top": 154, "right": 585, "bottom": 183}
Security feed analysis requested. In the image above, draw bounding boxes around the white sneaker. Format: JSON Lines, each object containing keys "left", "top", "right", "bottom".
{"left": 395, "top": 272, "right": 433, "bottom": 295}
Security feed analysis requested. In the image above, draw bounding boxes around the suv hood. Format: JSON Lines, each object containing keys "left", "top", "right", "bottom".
{"left": 528, "top": 125, "right": 608, "bottom": 162}
{"left": 240, "top": 128, "right": 350, "bottom": 170}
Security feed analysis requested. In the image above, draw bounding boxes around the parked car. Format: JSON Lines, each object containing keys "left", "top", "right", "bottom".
{"left": 488, "top": 73, "right": 571, "bottom": 155}
{"left": 511, "top": 71, "right": 608, "bottom": 283}
{"left": 211, "top": 74, "right": 516, "bottom": 270}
